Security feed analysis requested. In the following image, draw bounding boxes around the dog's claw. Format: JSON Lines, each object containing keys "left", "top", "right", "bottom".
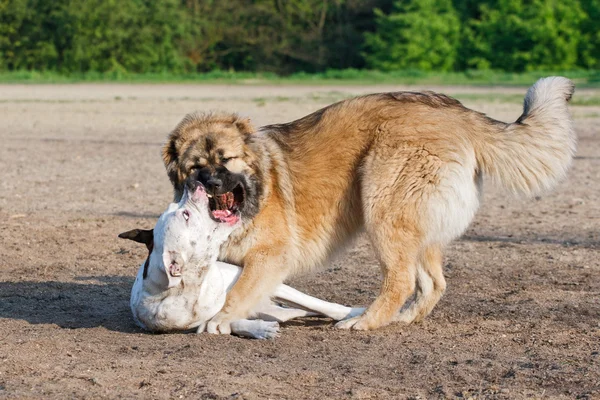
{"left": 335, "top": 316, "right": 361, "bottom": 330}
{"left": 225, "top": 320, "right": 280, "bottom": 339}
{"left": 334, "top": 315, "right": 373, "bottom": 330}
{"left": 207, "top": 312, "right": 233, "bottom": 335}
{"left": 254, "top": 321, "right": 280, "bottom": 340}
{"left": 207, "top": 320, "right": 232, "bottom": 335}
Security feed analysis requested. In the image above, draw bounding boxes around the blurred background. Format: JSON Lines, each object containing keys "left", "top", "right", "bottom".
{"left": 0, "top": 0, "right": 599, "bottom": 83}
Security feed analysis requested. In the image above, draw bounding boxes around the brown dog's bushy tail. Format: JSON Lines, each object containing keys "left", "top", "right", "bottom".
{"left": 476, "top": 76, "right": 576, "bottom": 197}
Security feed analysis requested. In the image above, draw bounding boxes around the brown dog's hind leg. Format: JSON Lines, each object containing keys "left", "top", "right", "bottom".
{"left": 336, "top": 143, "right": 445, "bottom": 330}
{"left": 395, "top": 245, "right": 446, "bottom": 324}
{"left": 336, "top": 220, "right": 421, "bottom": 330}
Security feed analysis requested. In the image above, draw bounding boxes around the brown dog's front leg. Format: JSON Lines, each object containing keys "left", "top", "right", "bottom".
{"left": 206, "top": 249, "right": 289, "bottom": 335}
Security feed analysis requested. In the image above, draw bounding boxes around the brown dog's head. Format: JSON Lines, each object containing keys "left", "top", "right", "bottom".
{"left": 162, "top": 112, "right": 263, "bottom": 220}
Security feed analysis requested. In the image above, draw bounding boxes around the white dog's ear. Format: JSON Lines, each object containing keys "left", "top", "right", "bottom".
{"left": 118, "top": 229, "right": 154, "bottom": 252}
{"left": 119, "top": 228, "right": 154, "bottom": 279}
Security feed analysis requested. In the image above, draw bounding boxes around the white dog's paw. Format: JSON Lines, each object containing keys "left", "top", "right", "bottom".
{"left": 251, "top": 320, "right": 280, "bottom": 340}
{"left": 342, "top": 307, "right": 366, "bottom": 320}
{"left": 206, "top": 313, "right": 232, "bottom": 335}
{"left": 230, "top": 320, "right": 280, "bottom": 340}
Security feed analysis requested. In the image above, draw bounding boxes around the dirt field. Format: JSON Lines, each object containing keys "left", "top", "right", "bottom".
{"left": 0, "top": 83, "right": 598, "bottom": 399}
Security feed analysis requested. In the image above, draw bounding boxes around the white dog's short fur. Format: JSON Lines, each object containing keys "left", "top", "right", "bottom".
{"left": 122, "top": 183, "right": 363, "bottom": 339}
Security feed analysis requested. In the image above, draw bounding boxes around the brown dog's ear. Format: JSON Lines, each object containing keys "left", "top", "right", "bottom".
{"left": 118, "top": 229, "right": 154, "bottom": 252}
{"left": 162, "top": 137, "right": 179, "bottom": 183}
{"left": 235, "top": 117, "right": 255, "bottom": 136}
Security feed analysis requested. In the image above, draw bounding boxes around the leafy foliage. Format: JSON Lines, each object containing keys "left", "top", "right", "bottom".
{"left": 461, "top": 0, "right": 587, "bottom": 71}
{"left": 364, "top": 0, "right": 460, "bottom": 71}
{"left": 0, "top": 0, "right": 598, "bottom": 73}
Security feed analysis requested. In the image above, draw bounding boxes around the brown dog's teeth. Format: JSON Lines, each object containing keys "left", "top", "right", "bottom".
{"left": 226, "top": 192, "right": 234, "bottom": 209}
{"left": 219, "top": 194, "right": 228, "bottom": 210}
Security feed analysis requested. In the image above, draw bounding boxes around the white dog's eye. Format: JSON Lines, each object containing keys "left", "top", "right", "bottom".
{"left": 182, "top": 210, "right": 190, "bottom": 221}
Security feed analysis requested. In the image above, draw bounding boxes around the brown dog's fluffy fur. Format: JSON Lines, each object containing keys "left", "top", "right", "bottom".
{"left": 163, "top": 77, "right": 576, "bottom": 331}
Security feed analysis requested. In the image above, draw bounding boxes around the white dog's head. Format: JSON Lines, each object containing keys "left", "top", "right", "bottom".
{"left": 120, "top": 182, "right": 241, "bottom": 289}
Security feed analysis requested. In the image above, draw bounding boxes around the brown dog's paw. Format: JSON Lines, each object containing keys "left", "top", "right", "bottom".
{"left": 206, "top": 312, "right": 233, "bottom": 335}
{"left": 335, "top": 316, "right": 358, "bottom": 330}
{"left": 335, "top": 315, "right": 387, "bottom": 331}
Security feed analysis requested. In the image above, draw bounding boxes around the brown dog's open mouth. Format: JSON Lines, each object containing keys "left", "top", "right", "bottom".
{"left": 208, "top": 183, "right": 245, "bottom": 225}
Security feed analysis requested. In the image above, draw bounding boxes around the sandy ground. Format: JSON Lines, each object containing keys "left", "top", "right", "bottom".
{"left": 0, "top": 83, "right": 598, "bottom": 399}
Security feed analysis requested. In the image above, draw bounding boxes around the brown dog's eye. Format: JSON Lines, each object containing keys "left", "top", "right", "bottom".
{"left": 220, "top": 155, "right": 237, "bottom": 164}
{"left": 182, "top": 210, "right": 190, "bottom": 221}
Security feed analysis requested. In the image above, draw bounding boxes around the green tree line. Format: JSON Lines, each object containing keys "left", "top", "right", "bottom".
{"left": 0, "top": 0, "right": 598, "bottom": 74}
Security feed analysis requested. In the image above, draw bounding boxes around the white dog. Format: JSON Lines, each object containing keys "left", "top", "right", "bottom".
{"left": 120, "top": 182, "right": 363, "bottom": 339}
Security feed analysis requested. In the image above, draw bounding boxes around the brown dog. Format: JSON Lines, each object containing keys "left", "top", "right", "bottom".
{"left": 162, "top": 77, "right": 575, "bottom": 333}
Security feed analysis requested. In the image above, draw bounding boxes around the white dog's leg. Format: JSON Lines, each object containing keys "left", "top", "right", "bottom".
{"left": 273, "top": 285, "right": 365, "bottom": 321}
{"left": 228, "top": 319, "right": 280, "bottom": 339}
{"left": 254, "top": 304, "right": 320, "bottom": 323}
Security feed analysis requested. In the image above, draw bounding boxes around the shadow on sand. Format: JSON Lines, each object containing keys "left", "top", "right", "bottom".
{"left": 0, "top": 276, "right": 142, "bottom": 333}
{"left": 0, "top": 276, "right": 337, "bottom": 334}
{"left": 113, "top": 209, "right": 599, "bottom": 248}
{"left": 461, "top": 234, "right": 599, "bottom": 248}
